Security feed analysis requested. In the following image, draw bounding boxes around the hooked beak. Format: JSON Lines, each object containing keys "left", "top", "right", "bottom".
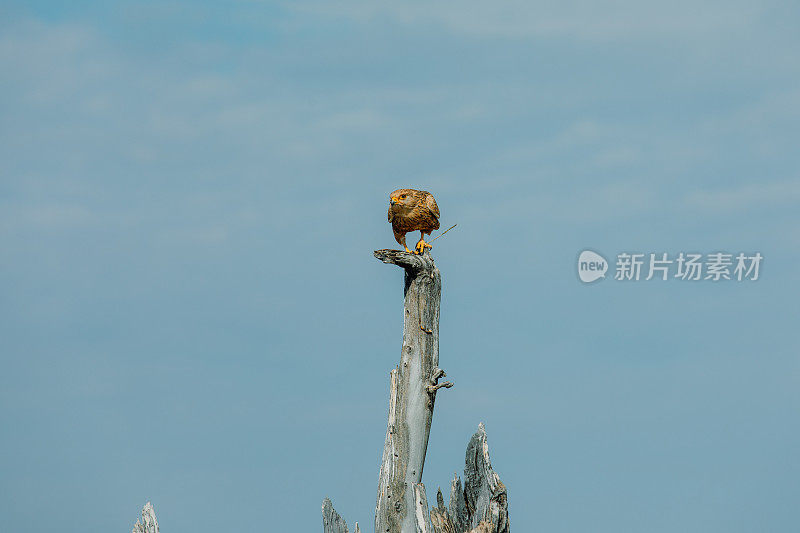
{"left": 390, "top": 197, "right": 398, "bottom": 206}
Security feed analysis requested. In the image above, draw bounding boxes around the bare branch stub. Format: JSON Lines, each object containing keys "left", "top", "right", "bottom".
{"left": 427, "top": 367, "right": 454, "bottom": 394}
{"left": 373, "top": 249, "right": 434, "bottom": 272}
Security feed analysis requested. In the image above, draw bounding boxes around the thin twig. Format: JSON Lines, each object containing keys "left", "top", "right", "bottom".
{"left": 430, "top": 223, "right": 457, "bottom": 243}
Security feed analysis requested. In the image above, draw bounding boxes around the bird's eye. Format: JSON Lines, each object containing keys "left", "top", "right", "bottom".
{"left": 400, "top": 194, "right": 406, "bottom": 199}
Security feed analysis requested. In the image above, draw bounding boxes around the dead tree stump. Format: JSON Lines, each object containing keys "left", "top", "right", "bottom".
{"left": 322, "top": 249, "right": 509, "bottom": 533}
{"left": 372, "top": 249, "right": 452, "bottom": 533}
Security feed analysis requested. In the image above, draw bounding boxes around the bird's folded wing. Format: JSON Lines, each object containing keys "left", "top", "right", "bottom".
{"left": 426, "top": 194, "right": 440, "bottom": 219}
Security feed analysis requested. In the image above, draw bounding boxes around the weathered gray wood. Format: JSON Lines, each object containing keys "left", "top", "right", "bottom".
{"left": 373, "top": 249, "right": 452, "bottom": 533}
{"left": 413, "top": 483, "right": 433, "bottom": 532}
{"left": 132, "top": 502, "right": 159, "bottom": 533}
{"left": 323, "top": 249, "right": 509, "bottom": 533}
{"left": 323, "top": 497, "right": 361, "bottom": 533}
{"left": 430, "top": 488, "right": 457, "bottom": 533}
{"left": 439, "top": 424, "right": 509, "bottom": 533}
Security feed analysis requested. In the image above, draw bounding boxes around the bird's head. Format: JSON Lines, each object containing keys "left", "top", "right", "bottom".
{"left": 389, "top": 189, "right": 417, "bottom": 210}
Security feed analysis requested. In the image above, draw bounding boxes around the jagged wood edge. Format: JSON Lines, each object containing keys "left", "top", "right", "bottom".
{"left": 323, "top": 497, "right": 361, "bottom": 533}
{"left": 132, "top": 502, "right": 159, "bottom": 533}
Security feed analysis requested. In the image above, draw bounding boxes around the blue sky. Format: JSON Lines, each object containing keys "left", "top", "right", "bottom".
{"left": 1, "top": 1, "right": 798, "bottom": 532}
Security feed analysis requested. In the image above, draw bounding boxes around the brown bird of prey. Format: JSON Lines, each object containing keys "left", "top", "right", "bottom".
{"left": 388, "top": 188, "right": 440, "bottom": 254}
